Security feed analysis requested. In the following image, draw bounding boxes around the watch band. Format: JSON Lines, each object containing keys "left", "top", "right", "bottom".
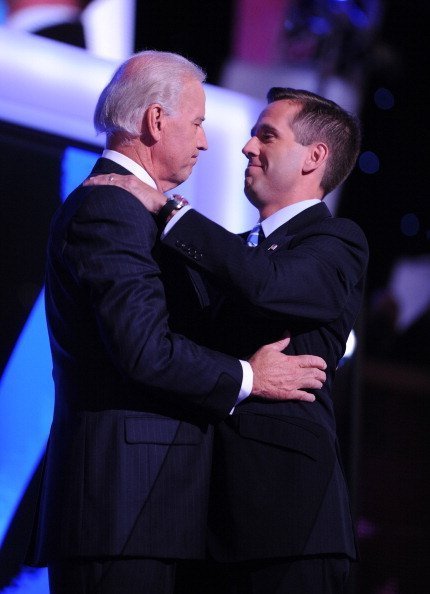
{"left": 157, "top": 195, "right": 189, "bottom": 226}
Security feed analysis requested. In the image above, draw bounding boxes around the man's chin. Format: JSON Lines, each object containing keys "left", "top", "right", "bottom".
{"left": 178, "top": 165, "right": 194, "bottom": 184}
{"left": 167, "top": 172, "right": 191, "bottom": 190}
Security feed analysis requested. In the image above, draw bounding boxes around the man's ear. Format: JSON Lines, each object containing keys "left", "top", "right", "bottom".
{"left": 144, "top": 104, "right": 164, "bottom": 142}
{"left": 303, "top": 142, "right": 328, "bottom": 173}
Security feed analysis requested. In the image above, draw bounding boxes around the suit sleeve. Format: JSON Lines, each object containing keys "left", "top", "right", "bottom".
{"left": 162, "top": 209, "right": 369, "bottom": 322}
{"left": 59, "top": 188, "right": 242, "bottom": 417}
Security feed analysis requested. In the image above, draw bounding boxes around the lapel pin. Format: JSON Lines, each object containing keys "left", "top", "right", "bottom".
{"left": 268, "top": 244, "right": 278, "bottom": 251}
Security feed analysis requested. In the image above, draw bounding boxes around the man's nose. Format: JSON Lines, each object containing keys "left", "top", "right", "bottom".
{"left": 242, "top": 137, "right": 258, "bottom": 157}
{"left": 198, "top": 127, "right": 208, "bottom": 151}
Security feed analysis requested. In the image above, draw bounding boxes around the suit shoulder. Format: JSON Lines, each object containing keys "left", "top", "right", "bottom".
{"left": 79, "top": 185, "right": 152, "bottom": 217}
{"left": 50, "top": 185, "right": 158, "bottom": 250}
{"left": 316, "top": 215, "right": 368, "bottom": 245}
{"left": 57, "top": 184, "right": 155, "bottom": 227}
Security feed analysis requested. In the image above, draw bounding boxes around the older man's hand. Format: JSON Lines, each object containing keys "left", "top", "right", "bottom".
{"left": 249, "top": 337, "right": 326, "bottom": 402}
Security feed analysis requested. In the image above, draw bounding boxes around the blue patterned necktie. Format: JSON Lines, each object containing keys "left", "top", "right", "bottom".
{"left": 247, "top": 222, "right": 264, "bottom": 247}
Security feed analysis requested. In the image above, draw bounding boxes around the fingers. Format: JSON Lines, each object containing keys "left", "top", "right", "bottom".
{"left": 83, "top": 175, "right": 113, "bottom": 186}
{"left": 304, "top": 374, "right": 325, "bottom": 390}
{"left": 288, "top": 390, "right": 316, "bottom": 402}
{"left": 257, "top": 387, "right": 317, "bottom": 402}
{"left": 255, "top": 341, "right": 327, "bottom": 373}
{"left": 299, "top": 355, "right": 327, "bottom": 370}
{"left": 287, "top": 366, "right": 326, "bottom": 390}
{"left": 83, "top": 174, "right": 134, "bottom": 190}
{"left": 293, "top": 370, "right": 325, "bottom": 390}
{"left": 262, "top": 336, "right": 291, "bottom": 352}
{"left": 83, "top": 174, "right": 165, "bottom": 213}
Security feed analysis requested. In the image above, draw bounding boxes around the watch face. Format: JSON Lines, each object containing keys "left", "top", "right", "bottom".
{"left": 172, "top": 195, "right": 189, "bottom": 209}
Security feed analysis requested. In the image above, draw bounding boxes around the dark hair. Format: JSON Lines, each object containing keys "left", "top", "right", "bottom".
{"left": 267, "top": 87, "right": 361, "bottom": 196}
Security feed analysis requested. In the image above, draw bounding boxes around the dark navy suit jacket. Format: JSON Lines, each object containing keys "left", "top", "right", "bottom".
{"left": 162, "top": 202, "right": 369, "bottom": 562}
{"left": 28, "top": 158, "right": 243, "bottom": 565}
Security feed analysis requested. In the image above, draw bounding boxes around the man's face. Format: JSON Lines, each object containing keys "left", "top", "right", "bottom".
{"left": 152, "top": 79, "right": 208, "bottom": 191}
{"left": 242, "top": 100, "right": 310, "bottom": 214}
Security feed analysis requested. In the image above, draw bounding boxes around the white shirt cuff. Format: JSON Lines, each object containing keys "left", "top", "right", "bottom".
{"left": 161, "top": 205, "right": 192, "bottom": 238}
{"left": 230, "top": 360, "right": 252, "bottom": 414}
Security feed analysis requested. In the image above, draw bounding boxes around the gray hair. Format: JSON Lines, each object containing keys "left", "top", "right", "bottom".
{"left": 94, "top": 50, "right": 206, "bottom": 139}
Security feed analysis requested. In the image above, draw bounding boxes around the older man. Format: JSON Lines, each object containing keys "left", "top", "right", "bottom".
{"left": 87, "top": 87, "right": 369, "bottom": 593}
{"left": 27, "top": 52, "right": 326, "bottom": 594}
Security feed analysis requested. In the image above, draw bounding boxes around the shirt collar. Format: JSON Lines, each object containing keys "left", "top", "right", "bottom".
{"left": 102, "top": 149, "right": 157, "bottom": 189}
{"left": 260, "top": 199, "right": 321, "bottom": 238}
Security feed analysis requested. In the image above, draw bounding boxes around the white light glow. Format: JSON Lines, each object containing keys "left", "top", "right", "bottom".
{"left": 82, "top": 0, "right": 135, "bottom": 60}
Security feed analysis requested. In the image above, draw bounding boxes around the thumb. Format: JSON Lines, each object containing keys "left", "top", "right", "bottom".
{"left": 265, "top": 336, "right": 291, "bottom": 352}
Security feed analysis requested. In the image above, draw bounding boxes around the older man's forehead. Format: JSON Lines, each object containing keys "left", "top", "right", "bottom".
{"left": 177, "top": 79, "right": 206, "bottom": 113}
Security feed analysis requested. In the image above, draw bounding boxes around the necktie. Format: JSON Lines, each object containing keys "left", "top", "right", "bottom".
{"left": 247, "top": 222, "right": 264, "bottom": 247}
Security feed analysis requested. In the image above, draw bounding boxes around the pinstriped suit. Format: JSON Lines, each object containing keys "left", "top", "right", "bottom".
{"left": 162, "top": 202, "right": 369, "bottom": 563}
{"left": 27, "top": 158, "right": 243, "bottom": 566}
